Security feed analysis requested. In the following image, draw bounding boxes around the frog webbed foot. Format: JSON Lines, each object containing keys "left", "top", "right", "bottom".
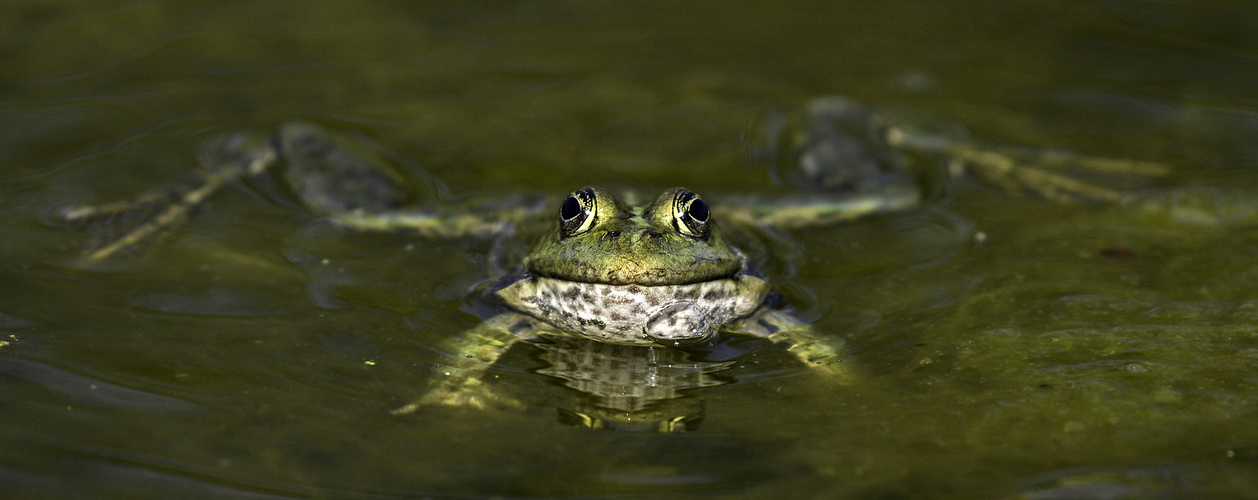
{"left": 62, "top": 122, "right": 416, "bottom": 260}
{"left": 392, "top": 315, "right": 533, "bottom": 415}
{"left": 870, "top": 105, "right": 1170, "bottom": 203}
{"left": 909, "top": 136, "right": 1171, "bottom": 203}
{"left": 768, "top": 329, "right": 851, "bottom": 380}
{"left": 63, "top": 121, "right": 510, "bottom": 259}
{"left": 392, "top": 371, "right": 525, "bottom": 414}
{"left": 742, "top": 310, "right": 853, "bottom": 382}
{"left": 769, "top": 96, "right": 1170, "bottom": 207}
{"left": 62, "top": 134, "right": 279, "bottom": 260}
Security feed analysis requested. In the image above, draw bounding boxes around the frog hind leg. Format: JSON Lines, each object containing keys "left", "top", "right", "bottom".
{"left": 392, "top": 313, "right": 537, "bottom": 414}
{"left": 230, "top": 123, "right": 515, "bottom": 238}
{"left": 728, "top": 98, "right": 923, "bottom": 231}
{"left": 769, "top": 96, "right": 1169, "bottom": 206}
{"left": 273, "top": 122, "right": 530, "bottom": 239}
{"left": 823, "top": 96, "right": 1169, "bottom": 202}
{"left": 64, "top": 122, "right": 425, "bottom": 259}
{"left": 915, "top": 138, "right": 1171, "bottom": 203}
{"left": 62, "top": 136, "right": 279, "bottom": 261}
{"left": 736, "top": 308, "right": 852, "bottom": 382}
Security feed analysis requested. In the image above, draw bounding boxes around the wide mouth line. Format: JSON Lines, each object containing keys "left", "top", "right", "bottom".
{"left": 525, "top": 254, "right": 750, "bottom": 287}
{"left": 528, "top": 271, "right": 745, "bottom": 288}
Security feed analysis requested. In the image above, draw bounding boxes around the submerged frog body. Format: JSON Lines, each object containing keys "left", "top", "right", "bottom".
{"left": 65, "top": 96, "right": 1168, "bottom": 428}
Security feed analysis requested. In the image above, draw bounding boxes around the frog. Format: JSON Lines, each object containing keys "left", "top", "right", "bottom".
{"left": 63, "top": 96, "right": 1168, "bottom": 429}
{"left": 389, "top": 182, "right": 870, "bottom": 415}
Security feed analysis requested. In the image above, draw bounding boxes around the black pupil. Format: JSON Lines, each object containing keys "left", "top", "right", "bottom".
{"left": 687, "top": 198, "right": 709, "bottom": 222}
{"left": 561, "top": 196, "right": 582, "bottom": 220}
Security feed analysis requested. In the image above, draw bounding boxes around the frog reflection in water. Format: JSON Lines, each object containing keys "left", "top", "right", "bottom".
{"left": 534, "top": 336, "right": 731, "bottom": 432}
{"left": 65, "top": 97, "right": 1167, "bottom": 431}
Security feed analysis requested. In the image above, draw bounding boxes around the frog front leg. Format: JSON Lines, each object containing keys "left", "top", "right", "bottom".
{"left": 736, "top": 308, "right": 852, "bottom": 381}
{"left": 392, "top": 313, "right": 536, "bottom": 414}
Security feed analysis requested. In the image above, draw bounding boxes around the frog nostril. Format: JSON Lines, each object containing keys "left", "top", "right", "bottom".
{"left": 604, "top": 230, "right": 622, "bottom": 240}
{"left": 644, "top": 231, "right": 663, "bottom": 239}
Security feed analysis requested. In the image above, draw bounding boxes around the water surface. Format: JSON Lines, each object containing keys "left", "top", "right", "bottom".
{"left": 4, "top": 1, "right": 1258, "bottom": 498}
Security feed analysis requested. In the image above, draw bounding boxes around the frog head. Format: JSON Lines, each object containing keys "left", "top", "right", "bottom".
{"left": 523, "top": 186, "right": 745, "bottom": 285}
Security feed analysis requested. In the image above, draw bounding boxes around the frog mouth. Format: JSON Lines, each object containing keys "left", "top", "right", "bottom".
{"left": 526, "top": 255, "right": 748, "bottom": 287}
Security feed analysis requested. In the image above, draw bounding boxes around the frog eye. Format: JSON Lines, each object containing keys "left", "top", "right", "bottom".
{"left": 560, "top": 187, "right": 597, "bottom": 237}
{"left": 672, "top": 190, "right": 710, "bottom": 238}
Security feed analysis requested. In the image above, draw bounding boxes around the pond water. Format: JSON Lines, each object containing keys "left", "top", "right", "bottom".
{"left": 5, "top": 1, "right": 1258, "bottom": 498}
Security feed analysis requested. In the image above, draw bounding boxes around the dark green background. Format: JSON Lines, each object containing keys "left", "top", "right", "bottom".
{"left": 4, "top": 1, "right": 1258, "bottom": 498}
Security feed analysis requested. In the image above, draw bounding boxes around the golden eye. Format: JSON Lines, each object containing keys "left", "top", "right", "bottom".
{"left": 673, "top": 190, "right": 710, "bottom": 238}
{"left": 559, "top": 187, "right": 597, "bottom": 237}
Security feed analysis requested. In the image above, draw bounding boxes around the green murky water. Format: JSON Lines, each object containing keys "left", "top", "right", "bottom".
{"left": 5, "top": 1, "right": 1258, "bottom": 498}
